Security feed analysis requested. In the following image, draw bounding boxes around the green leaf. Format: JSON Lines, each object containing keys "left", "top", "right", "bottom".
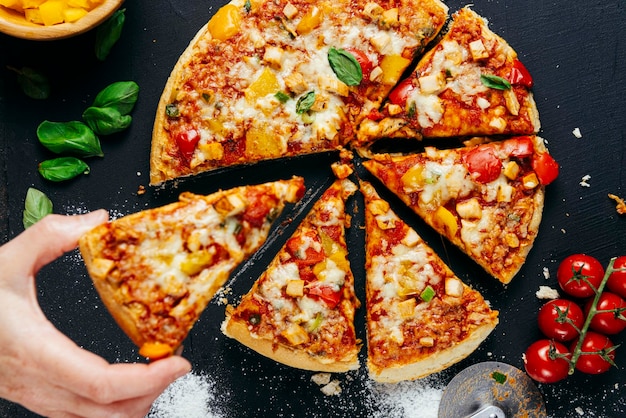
{"left": 23, "top": 187, "right": 53, "bottom": 229}
{"left": 95, "top": 8, "right": 126, "bottom": 61}
{"left": 491, "top": 371, "right": 507, "bottom": 384}
{"left": 296, "top": 91, "right": 316, "bottom": 114}
{"left": 83, "top": 106, "right": 132, "bottom": 135}
{"left": 38, "top": 157, "right": 90, "bottom": 182}
{"left": 7, "top": 66, "right": 51, "bottom": 100}
{"left": 37, "top": 120, "right": 103, "bottom": 157}
{"left": 165, "top": 103, "right": 180, "bottom": 118}
{"left": 328, "top": 47, "right": 362, "bottom": 86}
{"left": 480, "top": 74, "right": 512, "bottom": 90}
{"left": 420, "top": 285, "right": 436, "bottom": 303}
{"left": 92, "top": 81, "right": 139, "bottom": 115}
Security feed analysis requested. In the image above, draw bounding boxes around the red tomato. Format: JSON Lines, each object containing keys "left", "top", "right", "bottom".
{"left": 509, "top": 59, "right": 534, "bottom": 88}
{"left": 175, "top": 129, "right": 201, "bottom": 161}
{"left": 607, "top": 256, "right": 626, "bottom": 298}
{"left": 585, "top": 292, "right": 626, "bottom": 335}
{"left": 537, "top": 299, "right": 584, "bottom": 341}
{"left": 524, "top": 339, "right": 571, "bottom": 384}
{"left": 462, "top": 145, "right": 502, "bottom": 183}
{"left": 557, "top": 254, "right": 605, "bottom": 298}
{"left": 571, "top": 331, "right": 616, "bottom": 374}
{"left": 308, "top": 285, "right": 341, "bottom": 308}
{"left": 345, "top": 48, "right": 372, "bottom": 81}
{"left": 388, "top": 78, "right": 415, "bottom": 106}
{"left": 502, "top": 136, "right": 535, "bottom": 158}
{"left": 532, "top": 152, "right": 559, "bottom": 185}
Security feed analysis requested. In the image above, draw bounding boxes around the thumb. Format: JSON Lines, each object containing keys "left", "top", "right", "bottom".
{"left": 2, "top": 210, "right": 109, "bottom": 276}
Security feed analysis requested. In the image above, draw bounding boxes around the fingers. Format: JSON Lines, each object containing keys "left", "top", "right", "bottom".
{"left": 1, "top": 210, "right": 108, "bottom": 276}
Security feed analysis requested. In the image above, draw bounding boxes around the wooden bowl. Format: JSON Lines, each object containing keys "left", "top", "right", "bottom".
{"left": 0, "top": 0, "right": 124, "bottom": 41}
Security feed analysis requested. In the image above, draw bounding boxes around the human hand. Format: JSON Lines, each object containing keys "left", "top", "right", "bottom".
{"left": 0, "top": 211, "right": 191, "bottom": 418}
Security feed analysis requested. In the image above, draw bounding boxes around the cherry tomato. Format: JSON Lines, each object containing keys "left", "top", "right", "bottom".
{"left": 556, "top": 254, "right": 605, "bottom": 298}
{"left": 571, "top": 331, "right": 616, "bottom": 374}
{"left": 308, "top": 285, "right": 341, "bottom": 308}
{"left": 388, "top": 78, "right": 415, "bottom": 106}
{"left": 524, "top": 339, "right": 571, "bottom": 384}
{"left": 509, "top": 59, "right": 534, "bottom": 88}
{"left": 537, "top": 299, "right": 584, "bottom": 341}
{"left": 585, "top": 292, "right": 626, "bottom": 335}
{"left": 532, "top": 152, "right": 559, "bottom": 185}
{"left": 175, "top": 129, "right": 201, "bottom": 161}
{"left": 502, "top": 136, "right": 534, "bottom": 158}
{"left": 607, "top": 256, "right": 626, "bottom": 298}
{"left": 462, "top": 145, "right": 502, "bottom": 183}
{"left": 345, "top": 48, "right": 373, "bottom": 81}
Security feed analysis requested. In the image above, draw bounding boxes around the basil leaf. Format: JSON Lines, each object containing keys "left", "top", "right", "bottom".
{"left": 37, "top": 121, "right": 103, "bottom": 157}
{"left": 95, "top": 8, "right": 126, "bottom": 61}
{"left": 7, "top": 66, "right": 50, "bottom": 100}
{"left": 480, "top": 74, "right": 512, "bottom": 90}
{"left": 83, "top": 106, "right": 132, "bottom": 135}
{"left": 328, "top": 47, "right": 362, "bottom": 86}
{"left": 23, "top": 187, "right": 53, "bottom": 229}
{"left": 38, "top": 157, "right": 90, "bottom": 182}
{"left": 296, "top": 91, "right": 316, "bottom": 114}
{"left": 275, "top": 91, "right": 290, "bottom": 103}
{"left": 92, "top": 81, "right": 139, "bottom": 115}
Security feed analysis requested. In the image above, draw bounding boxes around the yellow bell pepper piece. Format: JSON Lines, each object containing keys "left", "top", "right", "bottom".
{"left": 245, "top": 67, "right": 280, "bottom": 102}
{"left": 63, "top": 7, "right": 87, "bottom": 22}
{"left": 208, "top": 4, "right": 242, "bottom": 42}
{"left": 39, "top": 0, "right": 65, "bottom": 26}
{"left": 433, "top": 206, "right": 458, "bottom": 237}
{"left": 296, "top": 5, "right": 323, "bottom": 35}
{"left": 138, "top": 342, "right": 174, "bottom": 360}
{"left": 379, "top": 54, "right": 411, "bottom": 85}
{"left": 245, "top": 124, "right": 284, "bottom": 158}
{"left": 22, "top": 0, "right": 46, "bottom": 8}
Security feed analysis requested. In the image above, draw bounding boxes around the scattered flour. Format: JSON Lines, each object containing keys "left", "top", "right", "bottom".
{"left": 148, "top": 372, "right": 220, "bottom": 418}
{"left": 366, "top": 378, "right": 444, "bottom": 418}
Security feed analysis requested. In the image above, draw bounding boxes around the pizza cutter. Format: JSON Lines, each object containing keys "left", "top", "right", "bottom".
{"left": 438, "top": 361, "right": 546, "bottom": 418}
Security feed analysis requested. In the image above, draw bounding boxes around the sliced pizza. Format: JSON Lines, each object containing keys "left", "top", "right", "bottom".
{"left": 363, "top": 135, "right": 559, "bottom": 284}
{"left": 79, "top": 177, "right": 306, "bottom": 360}
{"left": 361, "top": 181, "right": 498, "bottom": 382}
{"left": 150, "top": 0, "right": 449, "bottom": 184}
{"left": 357, "top": 7, "right": 540, "bottom": 148}
{"left": 222, "top": 177, "right": 361, "bottom": 372}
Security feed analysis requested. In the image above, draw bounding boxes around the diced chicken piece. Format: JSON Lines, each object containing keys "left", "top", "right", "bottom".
{"left": 456, "top": 198, "right": 482, "bottom": 219}
{"left": 504, "top": 89, "right": 520, "bottom": 116}
{"left": 284, "top": 72, "right": 308, "bottom": 95}
{"left": 469, "top": 39, "right": 489, "bottom": 60}
{"left": 263, "top": 45, "right": 284, "bottom": 70}
{"left": 283, "top": 3, "right": 298, "bottom": 19}
{"left": 318, "top": 76, "right": 349, "bottom": 97}
{"left": 503, "top": 161, "right": 520, "bottom": 180}
{"left": 445, "top": 277, "right": 464, "bottom": 298}
{"left": 419, "top": 74, "right": 444, "bottom": 94}
{"left": 370, "top": 31, "right": 392, "bottom": 54}
{"left": 286, "top": 280, "right": 305, "bottom": 297}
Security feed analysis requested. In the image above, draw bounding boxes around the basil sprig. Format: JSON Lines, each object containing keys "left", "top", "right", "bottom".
{"left": 480, "top": 74, "right": 512, "bottom": 90}
{"left": 91, "top": 81, "right": 139, "bottom": 115}
{"left": 95, "top": 8, "right": 126, "bottom": 61}
{"left": 83, "top": 106, "right": 132, "bottom": 135}
{"left": 37, "top": 121, "right": 104, "bottom": 157}
{"left": 7, "top": 66, "right": 51, "bottom": 100}
{"left": 23, "top": 188, "right": 53, "bottom": 229}
{"left": 328, "top": 47, "right": 363, "bottom": 86}
{"left": 296, "top": 91, "right": 316, "bottom": 114}
{"left": 38, "top": 157, "right": 90, "bottom": 182}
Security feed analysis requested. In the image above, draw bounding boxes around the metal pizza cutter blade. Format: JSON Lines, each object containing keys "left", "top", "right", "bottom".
{"left": 438, "top": 361, "right": 546, "bottom": 418}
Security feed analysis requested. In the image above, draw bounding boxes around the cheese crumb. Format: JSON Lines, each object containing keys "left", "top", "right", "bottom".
{"left": 536, "top": 286, "right": 559, "bottom": 300}
{"left": 572, "top": 127, "right": 582, "bottom": 138}
{"left": 311, "top": 373, "right": 332, "bottom": 386}
{"left": 542, "top": 267, "right": 550, "bottom": 280}
{"left": 320, "top": 380, "right": 342, "bottom": 396}
{"left": 575, "top": 406, "right": 585, "bottom": 416}
{"left": 579, "top": 174, "right": 591, "bottom": 187}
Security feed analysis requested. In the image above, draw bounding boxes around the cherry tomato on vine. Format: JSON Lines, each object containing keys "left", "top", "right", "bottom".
{"left": 585, "top": 292, "right": 626, "bottom": 335}
{"left": 524, "top": 339, "right": 571, "bottom": 384}
{"left": 607, "top": 256, "right": 626, "bottom": 298}
{"left": 537, "top": 299, "right": 584, "bottom": 341}
{"left": 556, "top": 254, "right": 605, "bottom": 298}
{"left": 571, "top": 331, "right": 616, "bottom": 374}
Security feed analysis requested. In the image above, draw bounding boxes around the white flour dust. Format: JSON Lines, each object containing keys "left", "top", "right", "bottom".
{"left": 365, "top": 377, "right": 444, "bottom": 418}
{"left": 147, "top": 371, "right": 221, "bottom": 418}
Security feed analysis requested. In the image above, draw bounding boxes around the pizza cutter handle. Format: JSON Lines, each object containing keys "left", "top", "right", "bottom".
{"left": 465, "top": 405, "right": 506, "bottom": 418}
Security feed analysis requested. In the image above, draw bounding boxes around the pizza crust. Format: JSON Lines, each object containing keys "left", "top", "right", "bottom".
{"left": 222, "top": 313, "right": 360, "bottom": 373}
{"left": 367, "top": 320, "right": 498, "bottom": 383}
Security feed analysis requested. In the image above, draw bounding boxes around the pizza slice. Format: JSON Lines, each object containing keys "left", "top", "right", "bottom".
{"left": 363, "top": 135, "right": 559, "bottom": 284}
{"left": 361, "top": 181, "right": 498, "bottom": 382}
{"left": 222, "top": 177, "right": 361, "bottom": 372}
{"left": 78, "top": 177, "right": 306, "bottom": 360}
{"left": 150, "top": 0, "right": 448, "bottom": 184}
{"left": 356, "top": 7, "right": 540, "bottom": 148}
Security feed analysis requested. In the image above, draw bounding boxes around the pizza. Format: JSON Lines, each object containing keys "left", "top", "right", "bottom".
{"left": 149, "top": 0, "right": 449, "bottom": 184}
{"left": 78, "top": 177, "right": 306, "bottom": 360}
{"left": 221, "top": 175, "right": 361, "bottom": 372}
{"left": 361, "top": 181, "right": 499, "bottom": 382}
{"left": 356, "top": 7, "right": 540, "bottom": 149}
{"left": 363, "top": 135, "right": 559, "bottom": 284}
